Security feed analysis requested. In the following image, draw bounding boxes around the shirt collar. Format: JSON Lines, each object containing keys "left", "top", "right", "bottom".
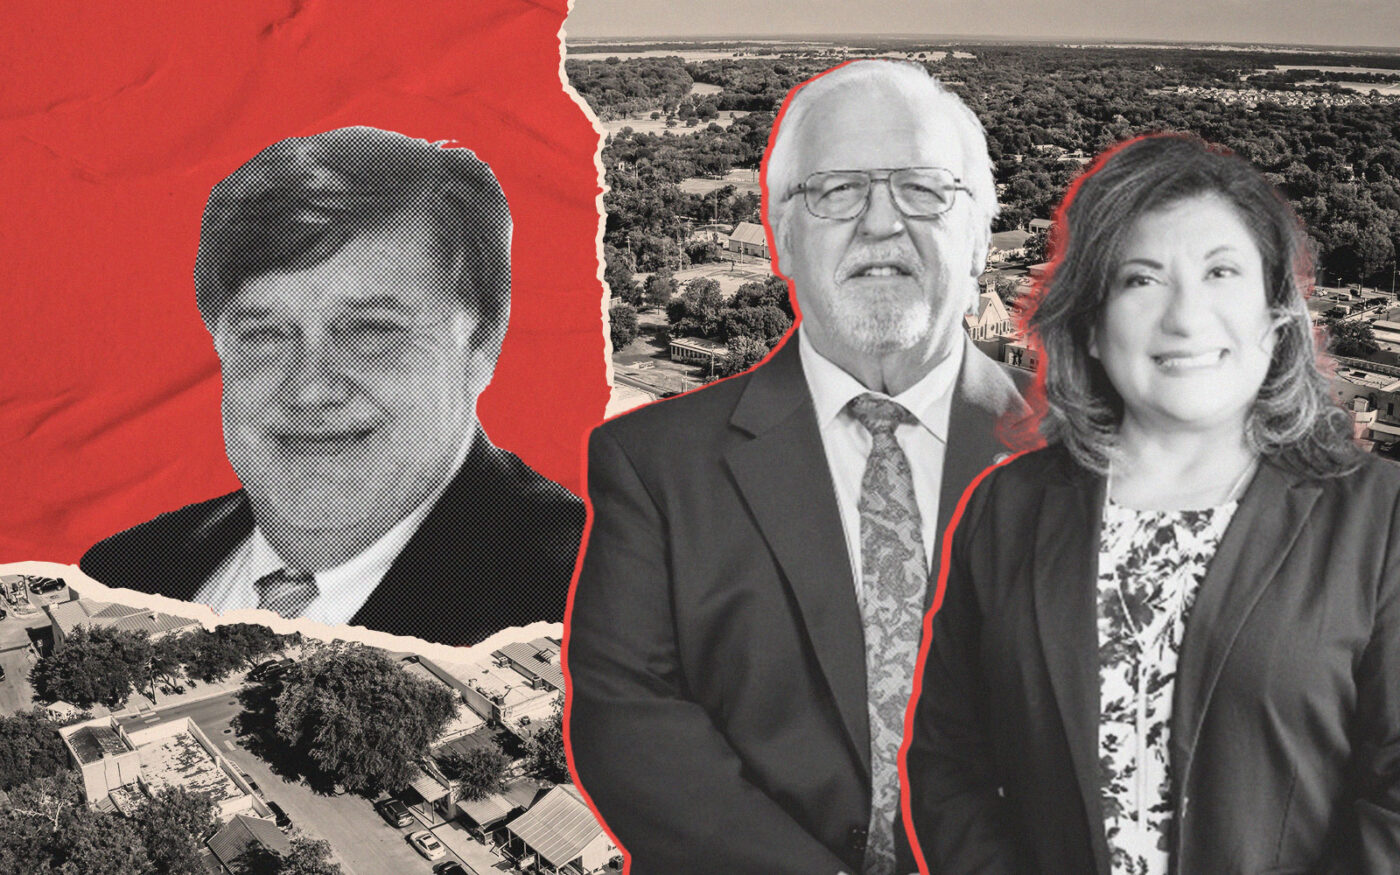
{"left": 248, "top": 426, "right": 479, "bottom": 585}
{"left": 798, "top": 325, "right": 963, "bottom": 441}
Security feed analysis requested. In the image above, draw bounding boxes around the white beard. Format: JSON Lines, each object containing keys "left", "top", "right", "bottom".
{"left": 826, "top": 289, "right": 934, "bottom": 354}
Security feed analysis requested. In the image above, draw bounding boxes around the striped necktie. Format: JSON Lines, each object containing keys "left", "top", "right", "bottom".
{"left": 848, "top": 393, "right": 928, "bottom": 875}
{"left": 254, "top": 568, "right": 318, "bottom": 619}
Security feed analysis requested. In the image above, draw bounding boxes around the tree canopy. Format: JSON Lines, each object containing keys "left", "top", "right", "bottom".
{"left": 609, "top": 303, "right": 641, "bottom": 352}
{"left": 0, "top": 772, "right": 220, "bottom": 875}
{"left": 0, "top": 710, "right": 71, "bottom": 792}
{"left": 438, "top": 744, "right": 511, "bottom": 802}
{"left": 30, "top": 626, "right": 152, "bottom": 709}
{"left": 273, "top": 643, "right": 458, "bottom": 793}
{"left": 522, "top": 705, "right": 569, "bottom": 785}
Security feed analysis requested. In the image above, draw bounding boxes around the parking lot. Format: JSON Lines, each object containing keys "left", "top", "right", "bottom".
{"left": 0, "top": 578, "right": 61, "bottom": 716}
{"left": 218, "top": 742, "right": 473, "bottom": 875}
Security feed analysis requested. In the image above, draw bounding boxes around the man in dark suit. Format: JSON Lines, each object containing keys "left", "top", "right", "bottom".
{"left": 566, "top": 61, "right": 1029, "bottom": 875}
{"left": 81, "top": 127, "right": 583, "bottom": 647}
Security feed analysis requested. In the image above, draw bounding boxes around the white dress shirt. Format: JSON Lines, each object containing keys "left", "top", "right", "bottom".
{"left": 193, "top": 430, "right": 476, "bottom": 626}
{"left": 798, "top": 328, "right": 961, "bottom": 597}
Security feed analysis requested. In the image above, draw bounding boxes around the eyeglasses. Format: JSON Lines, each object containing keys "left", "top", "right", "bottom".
{"left": 789, "top": 167, "right": 972, "bottom": 220}
{"left": 214, "top": 311, "right": 467, "bottom": 376}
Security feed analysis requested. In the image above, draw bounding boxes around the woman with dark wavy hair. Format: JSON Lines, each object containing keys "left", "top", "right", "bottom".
{"left": 903, "top": 134, "right": 1400, "bottom": 874}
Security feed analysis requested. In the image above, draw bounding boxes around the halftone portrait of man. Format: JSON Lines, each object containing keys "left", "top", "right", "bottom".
{"left": 81, "top": 127, "right": 585, "bottom": 646}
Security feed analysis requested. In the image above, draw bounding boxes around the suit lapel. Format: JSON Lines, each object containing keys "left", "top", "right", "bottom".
{"left": 724, "top": 340, "right": 872, "bottom": 777}
{"left": 1032, "top": 460, "right": 1112, "bottom": 875}
{"left": 352, "top": 429, "right": 501, "bottom": 638}
{"left": 932, "top": 344, "right": 1031, "bottom": 610}
{"left": 1170, "top": 461, "right": 1320, "bottom": 806}
{"left": 175, "top": 492, "right": 254, "bottom": 601}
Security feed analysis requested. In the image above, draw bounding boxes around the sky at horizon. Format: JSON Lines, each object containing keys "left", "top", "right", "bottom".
{"left": 564, "top": 0, "right": 1400, "bottom": 52}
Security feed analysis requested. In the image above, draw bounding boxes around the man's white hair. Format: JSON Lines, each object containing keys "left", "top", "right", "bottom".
{"left": 764, "top": 60, "right": 999, "bottom": 237}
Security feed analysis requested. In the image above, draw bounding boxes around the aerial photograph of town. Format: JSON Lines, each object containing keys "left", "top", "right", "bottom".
{"left": 5, "top": 0, "right": 1400, "bottom": 871}
{"left": 0, "top": 569, "right": 595, "bottom": 875}
{"left": 575, "top": 36, "right": 1400, "bottom": 457}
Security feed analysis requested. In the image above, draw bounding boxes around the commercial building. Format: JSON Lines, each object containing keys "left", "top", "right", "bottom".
{"left": 725, "top": 221, "right": 769, "bottom": 259}
{"left": 46, "top": 599, "right": 199, "bottom": 651}
{"left": 60, "top": 715, "right": 270, "bottom": 822}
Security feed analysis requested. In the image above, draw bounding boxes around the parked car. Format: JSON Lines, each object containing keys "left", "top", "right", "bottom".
{"left": 409, "top": 830, "right": 446, "bottom": 860}
{"left": 435, "top": 862, "right": 468, "bottom": 875}
{"left": 378, "top": 798, "right": 414, "bottom": 828}
{"left": 265, "top": 801, "right": 292, "bottom": 829}
{"left": 0, "top": 665, "right": 6, "bottom": 683}
{"left": 0, "top": 606, "right": 7, "bottom": 620}
{"left": 249, "top": 658, "right": 294, "bottom": 683}
{"left": 28, "top": 578, "right": 66, "bottom": 594}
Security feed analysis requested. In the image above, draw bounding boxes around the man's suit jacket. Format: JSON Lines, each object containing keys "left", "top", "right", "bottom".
{"left": 80, "top": 432, "right": 585, "bottom": 647}
{"left": 566, "top": 338, "right": 1029, "bottom": 875}
{"left": 905, "top": 445, "right": 1400, "bottom": 874}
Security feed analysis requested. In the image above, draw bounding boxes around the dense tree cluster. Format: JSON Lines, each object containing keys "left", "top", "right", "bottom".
{"left": 438, "top": 744, "right": 511, "bottom": 802}
{"left": 565, "top": 57, "right": 694, "bottom": 120}
{"left": 0, "top": 772, "right": 222, "bottom": 875}
{"left": 0, "top": 710, "right": 72, "bottom": 792}
{"left": 521, "top": 705, "right": 569, "bottom": 785}
{"left": 30, "top": 623, "right": 297, "bottom": 710}
{"left": 687, "top": 59, "right": 827, "bottom": 111}
{"left": 666, "top": 275, "right": 794, "bottom": 379}
{"left": 603, "top": 116, "right": 772, "bottom": 271}
{"left": 273, "top": 643, "right": 457, "bottom": 794}
{"left": 586, "top": 46, "right": 1400, "bottom": 288}
{"left": 609, "top": 303, "right": 641, "bottom": 351}
{"left": 1327, "top": 318, "right": 1381, "bottom": 358}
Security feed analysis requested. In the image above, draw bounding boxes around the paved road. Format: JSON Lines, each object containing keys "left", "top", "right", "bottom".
{"left": 118, "top": 691, "right": 244, "bottom": 734}
{"left": 0, "top": 646, "right": 38, "bottom": 715}
{"left": 119, "top": 691, "right": 459, "bottom": 875}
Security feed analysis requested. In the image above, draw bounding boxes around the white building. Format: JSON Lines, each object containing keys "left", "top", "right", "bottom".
{"left": 60, "top": 716, "right": 269, "bottom": 822}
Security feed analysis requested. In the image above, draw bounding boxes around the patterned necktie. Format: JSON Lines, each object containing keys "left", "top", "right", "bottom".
{"left": 254, "top": 568, "right": 319, "bottom": 619}
{"left": 848, "top": 393, "right": 929, "bottom": 875}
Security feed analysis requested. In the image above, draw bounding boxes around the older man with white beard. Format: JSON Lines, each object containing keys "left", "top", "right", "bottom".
{"left": 567, "top": 61, "right": 1031, "bottom": 875}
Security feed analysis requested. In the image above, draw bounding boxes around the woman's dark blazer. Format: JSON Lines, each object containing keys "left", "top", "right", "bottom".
{"left": 903, "top": 445, "right": 1400, "bottom": 874}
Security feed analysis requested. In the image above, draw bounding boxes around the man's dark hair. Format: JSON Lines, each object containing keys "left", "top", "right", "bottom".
{"left": 194, "top": 126, "right": 512, "bottom": 356}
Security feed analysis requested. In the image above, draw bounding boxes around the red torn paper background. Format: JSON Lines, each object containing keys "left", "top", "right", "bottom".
{"left": 0, "top": 0, "right": 607, "bottom": 562}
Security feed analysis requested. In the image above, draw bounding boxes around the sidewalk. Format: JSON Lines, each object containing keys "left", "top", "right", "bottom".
{"left": 116, "top": 670, "right": 253, "bottom": 719}
{"left": 431, "top": 819, "right": 513, "bottom": 874}
{"left": 113, "top": 644, "right": 303, "bottom": 718}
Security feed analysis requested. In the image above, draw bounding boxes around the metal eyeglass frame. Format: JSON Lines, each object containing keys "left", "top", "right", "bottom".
{"left": 787, "top": 166, "right": 972, "bottom": 220}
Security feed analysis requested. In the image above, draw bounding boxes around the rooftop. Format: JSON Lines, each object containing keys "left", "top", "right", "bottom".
{"left": 66, "top": 723, "right": 132, "bottom": 764}
{"left": 48, "top": 599, "right": 199, "bottom": 640}
{"left": 728, "top": 221, "right": 766, "bottom": 245}
{"left": 669, "top": 336, "right": 728, "bottom": 353}
{"left": 435, "top": 725, "right": 513, "bottom": 762}
{"left": 494, "top": 639, "right": 565, "bottom": 693}
{"left": 206, "top": 814, "right": 291, "bottom": 869}
{"left": 457, "top": 792, "right": 515, "bottom": 828}
{"left": 1335, "top": 366, "right": 1400, "bottom": 392}
{"left": 137, "top": 726, "right": 244, "bottom": 804}
{"left": 507, "top": 784, "right": 606, "bottom": 865}
{"left": 459, "top": 659, "right": 556, "bottom": 712}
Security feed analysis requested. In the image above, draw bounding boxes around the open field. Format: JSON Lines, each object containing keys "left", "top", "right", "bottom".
{"left": 598, "top": 110, "right": 751, "bottom": 137}
{"left": 678, "top": 167, "right": 762, "bottom": 196}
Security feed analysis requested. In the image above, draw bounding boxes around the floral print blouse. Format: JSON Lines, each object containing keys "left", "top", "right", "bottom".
{"left": 1096, "top": 498, "right": 1239, "bottom": 875}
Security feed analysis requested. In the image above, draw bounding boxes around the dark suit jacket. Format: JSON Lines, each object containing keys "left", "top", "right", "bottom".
{"left": 80, "top": 431, "right": 585, "bottom": 647}
{"left": 566, "top": 338, "right": 1030, "bottom": 875}
{"left": 905, "top": 445, "right": 1400, "bottom": 874}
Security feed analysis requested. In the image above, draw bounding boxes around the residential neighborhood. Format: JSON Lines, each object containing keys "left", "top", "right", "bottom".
{"left": 0, "top": 570, "right": 620, "bottom": 875}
